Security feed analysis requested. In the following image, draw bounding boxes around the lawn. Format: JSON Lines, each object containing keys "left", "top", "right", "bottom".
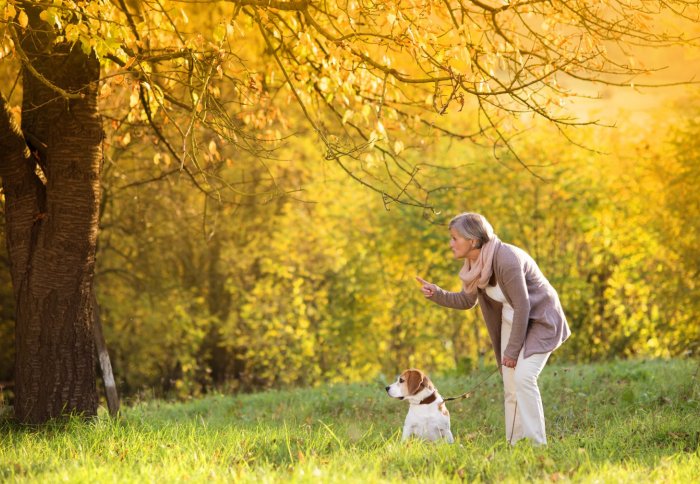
{"left": 1, "top": 359, "right": 698, "bottom": 483}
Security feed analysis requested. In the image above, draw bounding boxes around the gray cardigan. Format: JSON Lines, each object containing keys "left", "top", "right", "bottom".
{"left": 429, "top": 239, "right": 570, "bottom": 366}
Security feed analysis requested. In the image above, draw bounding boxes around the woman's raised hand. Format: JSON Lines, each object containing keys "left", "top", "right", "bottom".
{"left": 415, "top": 276, "right": 437, "bottom": 298}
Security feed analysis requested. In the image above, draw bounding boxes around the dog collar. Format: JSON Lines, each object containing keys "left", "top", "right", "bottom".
{"left": 419, "top": 391, "right": 437, "bottom": 405}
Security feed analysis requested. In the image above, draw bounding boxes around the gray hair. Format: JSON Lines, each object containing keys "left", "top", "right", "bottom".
{"left": 448, "top": 213, "right": 494, "bottom": 248}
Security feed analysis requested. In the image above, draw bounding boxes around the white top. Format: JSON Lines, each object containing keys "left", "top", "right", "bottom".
{"left": 484, "top": 283, "right": 514, "bottom": 323}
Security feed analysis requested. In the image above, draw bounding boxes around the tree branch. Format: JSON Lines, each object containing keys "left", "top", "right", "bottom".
{"left": 8, "top": 23, "right": 84, "bottom": 100}
{"left": 233, "top": 0, "right": 309, "bottom": 10}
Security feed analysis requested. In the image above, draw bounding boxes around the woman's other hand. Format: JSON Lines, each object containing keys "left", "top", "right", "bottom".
{"left": 502, "top": 356, "right": 517, "bottom": 368}
{"left": 415, "top": 276, "right": 437, "bottom": 298}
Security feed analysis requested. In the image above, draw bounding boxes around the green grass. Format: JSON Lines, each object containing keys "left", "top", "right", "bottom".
{"left": 1, "top": 359, "right": 698, "bottom": 483}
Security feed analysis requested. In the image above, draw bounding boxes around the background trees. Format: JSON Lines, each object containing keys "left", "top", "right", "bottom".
{"left": 62, "top": 105, "right": 700, "bottom": 398}
{"left": 1, "top": 0, "right": 699, "bottom": 420}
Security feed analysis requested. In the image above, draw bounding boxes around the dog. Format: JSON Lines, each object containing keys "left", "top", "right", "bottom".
{"left": 385, "top": 368, "right": 454, "bottom": 443}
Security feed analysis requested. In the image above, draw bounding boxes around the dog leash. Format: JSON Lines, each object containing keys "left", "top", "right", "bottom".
{"left": 440, "top": 367, "right": 519, "bottom": 446}
{"left": 442, "top": 367, "right": 501, "bottom": 402}
{"left": 439, "top": 365, "right": 554, "bottom": 446}
{"left": 508, "top": 401, "right": 518, "bottom": 446}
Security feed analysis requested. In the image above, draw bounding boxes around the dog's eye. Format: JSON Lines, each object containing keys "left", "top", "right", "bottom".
{"left": 399, "top": 378, "right": 404, "bottom": 383}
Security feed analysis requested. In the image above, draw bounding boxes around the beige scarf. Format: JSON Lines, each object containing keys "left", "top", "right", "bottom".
{"left": 458, "top": 236, "right": 499, "bottom": 294}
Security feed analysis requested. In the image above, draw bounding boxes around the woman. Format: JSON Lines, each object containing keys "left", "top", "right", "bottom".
{"left": 416, "top": 212, "right": 570, "bottom": 445}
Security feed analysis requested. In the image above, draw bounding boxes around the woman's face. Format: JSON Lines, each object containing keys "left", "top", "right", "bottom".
{"left": 449, "top": 228, "right": 475, "bottom": 260}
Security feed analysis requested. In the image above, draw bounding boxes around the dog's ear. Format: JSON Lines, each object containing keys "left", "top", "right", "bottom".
{"left": 404, "top": 369, "right": 425, "bottom": 395}
{"left": 422, "top": 374, "right": 435, "bottom": 391}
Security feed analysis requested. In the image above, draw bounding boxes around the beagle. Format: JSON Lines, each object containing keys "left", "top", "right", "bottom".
{"left": 385, "top": 368, "right": 454, "bottom": 443}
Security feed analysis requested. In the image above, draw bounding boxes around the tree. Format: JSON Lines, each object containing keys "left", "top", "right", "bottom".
{"left": 0, "top": 4, "right": 102, "bottom": 423}
{"left": 0, "top": 0, "right": 696, "bottom": 422}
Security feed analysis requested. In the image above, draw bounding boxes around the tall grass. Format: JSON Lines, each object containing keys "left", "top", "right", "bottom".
{"left": 1, "top": 359, "right": 698, "bottom": 482}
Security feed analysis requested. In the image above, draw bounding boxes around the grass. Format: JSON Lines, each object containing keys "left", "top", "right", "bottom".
{"left": 1, "top": 359, "right": 698, "bottom": 483}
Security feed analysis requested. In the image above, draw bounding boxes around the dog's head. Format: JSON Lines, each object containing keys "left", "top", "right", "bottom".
{"left": 385, "top": 368, "right": 435, "bottom": 402}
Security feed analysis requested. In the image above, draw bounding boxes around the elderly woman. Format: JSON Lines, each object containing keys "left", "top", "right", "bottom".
{"left": 416, "top": 212, "right": 570, "bottom": 445}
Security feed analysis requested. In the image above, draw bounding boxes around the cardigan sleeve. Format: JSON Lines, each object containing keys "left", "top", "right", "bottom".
{"left": 429, "top": 286, "right": 478, "bottom": 310}
{"left": 499, "top": 253, "right": 530, "bottom": 360}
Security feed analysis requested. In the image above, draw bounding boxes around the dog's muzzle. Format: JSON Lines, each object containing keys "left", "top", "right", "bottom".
{"left": 385, "top": 386, "right": 404, "bottom": 399}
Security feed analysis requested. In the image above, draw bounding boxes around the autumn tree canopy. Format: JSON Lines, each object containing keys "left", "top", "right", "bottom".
{"left": 4, "top": 0, "right": 696, "bottom": 202}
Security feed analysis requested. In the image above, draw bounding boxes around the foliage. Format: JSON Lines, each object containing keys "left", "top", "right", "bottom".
{"left": 653, "top": 102, "right": 700, "bottom": 358}
{"left": 1, "top": 0, "right": 700, "bottom": 400}
{"left": 4, "top": 81, "right": 700, "bottom": 399}
{"left": 67, "top": 102, "right": 699, "bottom": 397}
{"left": 1, "top": 359, "right": 698, "bottom": 482}
{"left": 2, "top": 94, "right": 699, "bottom": 397}
{"left": 2, "top": 0, "right": 697, "bottom": 205}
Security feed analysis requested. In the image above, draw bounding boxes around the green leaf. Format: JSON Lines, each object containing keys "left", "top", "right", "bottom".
{"left": 213, "top": 23, "right": 226, "bottom": 43}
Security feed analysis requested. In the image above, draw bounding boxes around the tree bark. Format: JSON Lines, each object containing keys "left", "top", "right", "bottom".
{"left": 0, "top": 7, "right": 103, "bottom": 423}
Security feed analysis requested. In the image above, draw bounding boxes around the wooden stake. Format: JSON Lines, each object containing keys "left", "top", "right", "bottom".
{"left": 93, "top": 293, "right": 120, "bottom": 416}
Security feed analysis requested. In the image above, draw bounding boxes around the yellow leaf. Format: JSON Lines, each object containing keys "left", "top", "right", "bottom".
{"left": 213, "top": 23, "right": 226, "bottom": 43}
{"left": 361, "top": 104, "right": 372, "bottom": 120}
{"left": 368, "top": 130, "right": 378, "bottom": 149}
{"left": 65, "top": 24, "right": 79, "bottom": 42}
{"left": 18, "top": 9, "right": 28, "bottom": 29}
{"left": 100, "top": 83, "right": 112, "bottom": 98}
{"left": 342, "top": 110, "right": 353, "bottom": 125}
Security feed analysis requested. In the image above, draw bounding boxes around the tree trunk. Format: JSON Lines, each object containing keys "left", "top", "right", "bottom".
{"left": 0, "top": 8, "right": 102, "bottom": 423}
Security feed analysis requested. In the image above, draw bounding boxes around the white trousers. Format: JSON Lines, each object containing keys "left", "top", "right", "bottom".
{"left": 501, "top": 317, "right": 551, "bottom": 445}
